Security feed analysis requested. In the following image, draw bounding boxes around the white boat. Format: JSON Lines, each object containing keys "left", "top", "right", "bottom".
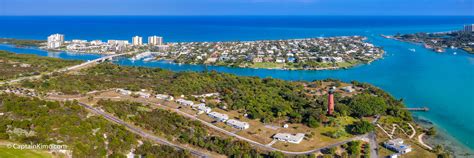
{"left": 409, "top": 48, "right": 416, "bottom": 52}
{"left": 143, "top": 57, "right": 155, "bottom": 62}
{"left": 453, "top": 52, "right": 457, "bottom": 55}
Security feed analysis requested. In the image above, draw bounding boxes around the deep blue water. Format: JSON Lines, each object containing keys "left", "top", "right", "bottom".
{"left": 0, "top": 16, "right": 473, "bottom": 155}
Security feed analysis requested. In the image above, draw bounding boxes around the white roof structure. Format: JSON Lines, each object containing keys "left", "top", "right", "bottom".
{"left": 176, "top": 99, "right": 194, "bottom": 106}
{"left": 116, "top": 89, "right": 132, "bottom": 95}
{"left": 208, "top": 112, "right": 229, "bottom": 122}
{"left": 135, "top": 92, "right": 151, "bottom": 98}
{"left": 384, "top": 138, "right": 412, "bottom": 154}
{"left": 273, "top": 133, "right": 305, "bottom": 144}
{"left": 341, "top": 86, "right": 355, "bottom": 92}
{"left": 226, "top": 119, "right": 250, "bottom": 130}
{"left": 193, "top": 103, "right": 211, "bottom": 113}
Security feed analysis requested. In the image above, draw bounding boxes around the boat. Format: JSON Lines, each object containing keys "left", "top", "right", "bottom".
{"left": 143, "top": 57, "right": 155, "bottom": 62}
{"left": 453, "top": 52, "right": 457, "bottom": 55}
{"left": 409, "top": 48, "right": 416, "bottom": 52}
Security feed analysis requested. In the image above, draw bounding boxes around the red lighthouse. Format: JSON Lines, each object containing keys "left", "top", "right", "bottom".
{"left": 328, "top": 87, "right": 335, "bottom": 115}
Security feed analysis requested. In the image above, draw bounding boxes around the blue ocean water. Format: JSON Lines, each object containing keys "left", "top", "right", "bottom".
{"left": 0, "top": 16, "right": 473, "bottom": 154}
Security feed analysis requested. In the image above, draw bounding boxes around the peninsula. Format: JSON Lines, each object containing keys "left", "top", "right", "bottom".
{"left": 29, "top": 34, "right": 385, "bottom": 70}
{"left": 383, "top": 24, "right": 474, "bottom": 54}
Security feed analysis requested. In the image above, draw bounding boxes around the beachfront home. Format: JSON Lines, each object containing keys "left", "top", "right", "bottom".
{"left": 383, "top": 138, "right": 412, "bottom": 154}
{"left": 176, "top": 99, "right": 194, "bottom": 106}
{"left": 208, "top": 112, "right": 229, "bottom": 122}
{"left": 226, "top": 119, "right": 250, "bottom": 130}
{"left": 273, "top": 133, "right": 305, "bottom": 144}
{"left": 116, "top": 89, "right": 132, "bottom": 95}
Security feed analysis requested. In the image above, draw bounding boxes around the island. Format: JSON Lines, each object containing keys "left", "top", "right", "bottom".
{"left": 0, "top": 50, "right": 450, "bottom": 158}
{"left": 383, "top": 25, "right": 474, "bottom": 54}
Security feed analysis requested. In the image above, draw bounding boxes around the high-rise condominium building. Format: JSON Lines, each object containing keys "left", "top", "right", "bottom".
{"left": 132, "top": 36, "right": 143, "bottom": 46}
{"left": 47, "top": 33, "right": 64, "bottom": 49}
{"left": 464, "top": 24, "right": 474, "bottom": 32}
{"left": 148, "top": 36, "right": 163, "bottom": 46}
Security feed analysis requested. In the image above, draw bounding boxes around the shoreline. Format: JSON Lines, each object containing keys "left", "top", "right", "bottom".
{"left": 413, "top": 116, "right": 474, "bottom": 156}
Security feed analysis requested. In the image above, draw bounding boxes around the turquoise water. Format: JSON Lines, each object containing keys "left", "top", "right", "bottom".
{"left": 0, "top": 16, "right": 473, "bottom": 155}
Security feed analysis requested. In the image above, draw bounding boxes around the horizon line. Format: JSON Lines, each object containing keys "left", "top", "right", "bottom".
{"left": 1, "top": 15, "right": 474, "bottom": 17}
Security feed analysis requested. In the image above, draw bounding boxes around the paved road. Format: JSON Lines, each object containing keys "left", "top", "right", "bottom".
{"left": 369, "top": 115, "right": 380, "bottom": 158}
{"left": 78, "top": 102, "right": 209, "bottom": 158}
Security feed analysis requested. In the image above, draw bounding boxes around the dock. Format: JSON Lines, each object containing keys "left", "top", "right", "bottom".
{"left": 403, "top": 107, "right": 430, "bottom": 112}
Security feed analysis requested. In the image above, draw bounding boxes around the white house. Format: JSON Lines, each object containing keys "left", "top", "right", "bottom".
{"left": 156, "top": 94, "right": 174, "bottom": 101}
{"left": 135, "top": 92, "right": 151, "bottom": 98}
{"left": 226, "top": 119, "right": 250, "bottom": 130}
{"left": 176, "top": 99, "right": 194, "bottom": 106}
{"left": 341, "top": 86, "right": 355, "bottom": 93}
{"left": 208, "top": 112, "right": 229, "bottom": 122}
{"left": 383, "top": 138, "right": 412, "bottom": 154}
{"left": 116, "top": 89, "right": 132, "bottom": 95}
{"left": 193, "top": 103, "right": 212, "bottom": 114}
{"left": 273, "top": 133, "right": 305, "bottom": 144}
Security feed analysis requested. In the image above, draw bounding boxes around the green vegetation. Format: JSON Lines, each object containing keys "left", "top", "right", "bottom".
{"left": 134, "top": 141, "right": 191, "bottom": 158}
{"left": 349, "top": 120, "right": 375, "bottom": 135}
{"left": 426, "top": 127, "right": 437, "bottom": 136}
{"left": 0, "top": 38, "right": 44, "bottom": 47}
{"left": 0, "top": 145, "right": 52, "bottom": 158}
{"left": 0, "top": 94, "right": 185, "bottom": 157}
{"left": 23, "top": 63, "right": 412, "bottom": 128}
{"left": 249, "top": 62, "right": 285, "bottom": 69}
{"left": 0, "top": 50, "right": 82, "bottom": 81}
{"left": 346, "top": 141, "right": 362, "bottom": 156}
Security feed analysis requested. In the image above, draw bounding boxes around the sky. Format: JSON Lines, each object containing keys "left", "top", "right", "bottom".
{"left": 0, "top": 0, "right": 473, "bottom": 16}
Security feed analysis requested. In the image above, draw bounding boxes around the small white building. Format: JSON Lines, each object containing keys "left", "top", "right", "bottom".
{"left": 116, "top": 89, "right": 132, "bottom": 95}
{"left": 275, "top": 57, "right": 286, "bottom": 63}
{"left": 389, "top": 154, "right": 399, "bottom": 158}
{"left": 208, "top": 112, "right": 229, "bottom": 122}
{"left": 226, "top": 119, "right": 250, "bottom": 130}
{"left": 193, "top": 103, "right": 212, "bottom": 114}
{"left": 341, "top": 86, "right": 355, "bottom": 93}
{"left": 273, "top": 133, "right": 305, "bottom": 144}
{"left": 156, "top": 94, "right": 174, "bottom": 101}
{"left": 135, "top": 92, "right": 151, "bottom": 98}
{"left": 176, "top": 99, "right": 194, "bottom": 106}
{"left": 383, "top": 138, "right": 412, "bottom": 154}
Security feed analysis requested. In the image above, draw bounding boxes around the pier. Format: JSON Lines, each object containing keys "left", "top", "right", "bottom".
{"left": 403, "top": 107, "right": 430, "bottom": 112}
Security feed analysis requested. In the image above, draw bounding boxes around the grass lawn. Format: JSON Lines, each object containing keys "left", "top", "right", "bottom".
{"left": 250, "top": 62, "right": 285, "bottom": 69}
{"left": 0, "top": 145, "right": 52, "bottom": 158}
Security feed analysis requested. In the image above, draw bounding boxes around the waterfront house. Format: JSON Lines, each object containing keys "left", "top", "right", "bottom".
{"left": 226, "top": 119, "right": 250, "bottom": 130}
{"left": 383, "top": 138, "right": 412, "bottom": 154}
{"left": 208, "top": 112, "right": 229, "bottom": 122}
{"left": 273, "top": 133, "right": 305, "bottom": 144}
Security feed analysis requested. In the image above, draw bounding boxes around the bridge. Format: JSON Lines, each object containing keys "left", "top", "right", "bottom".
{"left": 403, "top": 107, "right": 430, "bottom": 112}
{"left": 60, "top": 52, "right": 132, "bottom": 72}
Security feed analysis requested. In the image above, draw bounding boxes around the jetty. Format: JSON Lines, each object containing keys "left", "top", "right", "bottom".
{"left": 403, "top": 107, "right": 430, "bottom": 112}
